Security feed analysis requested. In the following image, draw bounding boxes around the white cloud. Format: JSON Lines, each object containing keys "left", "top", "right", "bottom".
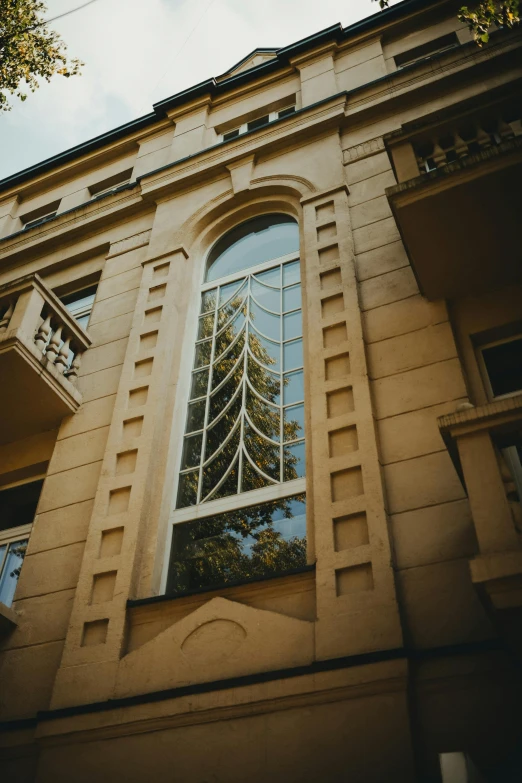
{"left": 0, "top": 0, "right": 391, "bottom": 179}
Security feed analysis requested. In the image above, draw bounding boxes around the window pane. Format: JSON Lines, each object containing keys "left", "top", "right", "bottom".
{"left": 482, "top": 338, "right": 522, "bottom": 397}
{"left": 200, "top": 289, "right": 217, "bottom": 313}
{"left": 284, "top": 441, "right": 306, "bottom": 480}
{"left": 284, "top": 404, "right": 305, "bottom": 442}
{"left": 0, "top": 540, "right": 27, "bottom": 606}
{"left": 283, "top": 284, "right": 301, "bottom": 312}
{"left": 190, "top": 368, "right": 209, "bottom": 399}
{"left": 177, "top": 472, "right": 198, "bottom": 508}
{"left": 246, "top": 388, "right": 280, "bottom": 442}
{"left": 206, "top": 216, "right": 298, "bottom": 282}
{"left": 249, "top": 327, "right": 280, "bottom": 370}
{"left": 219, "top": 279, "right": 246, "bottom": 308}
{"left": 251, "top": 279, "right": 280, "bottom": 312}
{"left": 255, "top": 267, "right": 281, "bottom": 288}
{"left": 168, "top": 494, "right": 307, "bottom": 595}
{"left": 186, "top": 400, "right": 206, "bottom": 433}
{"left": 197, "top": 314, "right": 214, "bottom": 340}
{"left": 0, "top": 480, "right": 44, "bottom": 532}
{"left": 250, "top": 299, "right": 280, "bottom": 341}
{"left": 202, "top": 428, "right": 240, "bottom": 499}
{"left": 283, "top": 370, "right": 304, "bottom": 405}
{"left": 244, "top": 423, "right": 280, "bottom": 481}
{"left": 181, "top": 434, "right": 203, "bottom": 470}
{"left": 283, "top": 260, "right": 300, "bottom": 286}
{"left": 248, "top": 356, "right": 280, "bottom": 405}
{"left": 283, "top": 339, "right": 303, "bottom": 371}
{"left": 283, "top": 311, "right": 302, "bottom": 341}
{"left": 194, "top": 339, "right": 212, "bottom": 368}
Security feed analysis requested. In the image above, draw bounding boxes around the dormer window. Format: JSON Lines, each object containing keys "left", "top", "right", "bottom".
{"left": 220, "top": 106, "right": 295, "bottom": 143}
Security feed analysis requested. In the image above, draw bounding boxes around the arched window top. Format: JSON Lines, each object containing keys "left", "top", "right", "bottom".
{"left": 205, "top": 214, "right": 299, "bottom": 283}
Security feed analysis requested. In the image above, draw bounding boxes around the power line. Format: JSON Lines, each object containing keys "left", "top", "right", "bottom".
{"left": 43, "top": 0, "right": 104, "bottom": 28}
{"left": 150, "top": 0, "right": 217, "bottom": 97}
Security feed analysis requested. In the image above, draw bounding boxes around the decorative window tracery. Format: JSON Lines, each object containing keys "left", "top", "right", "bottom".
{"left": 166, "top": 215, "right": 308, "bottom": 595}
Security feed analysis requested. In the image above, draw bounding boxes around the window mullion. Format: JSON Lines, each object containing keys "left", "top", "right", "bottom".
{"left": 197, "top": 291, "right": 218, "bottom": 504}
{"left": 238, "top": 275, "right": 251, "bottom": 494}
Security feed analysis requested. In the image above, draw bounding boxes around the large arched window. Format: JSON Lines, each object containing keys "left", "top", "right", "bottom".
{"left": 167, "top": 215, "right": 307, "bottom": 595}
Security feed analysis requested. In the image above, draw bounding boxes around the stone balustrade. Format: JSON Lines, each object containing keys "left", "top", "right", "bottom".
{"left": 0, "top": 272, "right": 91, "bottom": 381}
{"left": 0, "top": 273, "right": 92, "bottom": 444}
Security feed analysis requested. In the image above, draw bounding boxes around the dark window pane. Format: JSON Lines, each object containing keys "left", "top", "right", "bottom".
{"left": 215, "top": 310, "right": 246, "bottom": 357}
{"left": 0, "top": 480, "right": 43, "bottom": 532}
{"left": 181, "top": 434, "right": 203, "bottom": 470}
{"left": 190, "top": 368, "right": 209, "bottom": 399}
{"left": 177, "top": 472, "right": 198, "bottom": 508}
{"left": 194, "top": 339, "right": 212, "bottom": 368}
{"left": 206, "top": 216, "right": 298, "bottom": 282}
{"left": 283, "top": 338, "right": 303, "bottom": 371}
{"left": 209, "top": 365, "right": 243, "bottom": 422}
{"left": 223, "top": 129, "right": 240, "bottom": 141}
{"left": 205, "top": 395, "right": 242, "bottom": 460}
{"left": 482, "top": 338, "right": 522, "bottom": 397}
{"left": 247, "top": 115, "right": 269, "bottom": 131}
{"left": 241, "top": 460, "right": 272, "bottom": 492}
{"left": 278, "top": 106, "right": 296, "bottom": 119}
{"left": 202, "top": 428, "right": 240, "bottom": 499}
{"left": 167, "top": 494, "right": 307, "bottom": 595}
{"left": 186, "top": 400, "right": 206, "bottom": 433}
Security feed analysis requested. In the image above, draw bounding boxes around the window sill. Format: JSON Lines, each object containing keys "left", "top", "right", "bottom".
{"left": 127, "top": 563, "right": 316, "bottom": 608}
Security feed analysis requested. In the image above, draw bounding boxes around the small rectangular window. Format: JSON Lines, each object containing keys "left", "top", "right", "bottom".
{"left": 394, "top": 32, "right": 459, "bottom": 69}
{"left": 247, "top": 115, "right": 270, "bottom": 132}
{"left": 0, "top": 478, "right": 44, "bottom": 606}
{"left": 223, "top": 128, "right": 240, "bottom": 141}
{"left": 278, "top": 106, "right": 296, "bottom": 119}
{"left": 481, "top": 336, "right": 522, "bottom": 398}
{"left": 21, "top": 200, "right": 61, "bottom": 231}
{"left": 61, "top": 285, "right": 98, "bottom": 330}
{"left": 89, "top": 169, "right": 132, "bottom": 199}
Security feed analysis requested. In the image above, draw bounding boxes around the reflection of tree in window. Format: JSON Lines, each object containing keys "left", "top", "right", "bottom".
{"left": 168, "top": 495, "right": 306, "bottom": 594}
{"left": 170, "top": 216, "right": 307, "bottom": 595}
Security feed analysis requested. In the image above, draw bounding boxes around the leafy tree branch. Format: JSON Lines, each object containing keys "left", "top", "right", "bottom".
{"left": 0, "top": 0, "right": 82, "bottom": 111}
{"left": 373, "top": 0, "right": 519, "bottom": 45}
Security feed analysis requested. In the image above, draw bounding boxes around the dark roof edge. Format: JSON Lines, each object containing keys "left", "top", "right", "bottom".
{"left": 0, "top": 0, "right": 441, "bottom": 195}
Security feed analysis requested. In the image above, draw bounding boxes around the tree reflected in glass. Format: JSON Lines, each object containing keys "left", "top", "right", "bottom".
{"left": 168, "top": 494, "right": 307, "bottom": 594}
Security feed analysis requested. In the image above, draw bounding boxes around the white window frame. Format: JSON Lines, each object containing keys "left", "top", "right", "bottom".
{"left": 477, "top": 332, "right": 522, "bottom": 402}
{"left": 220, "top": 107, "right": 296, "bottom": 143}
{"left": 0, "top": 473, "right": 45, "bottom": 606}
{"left": 160, "top": 241, "right": 306, "bottom": 593}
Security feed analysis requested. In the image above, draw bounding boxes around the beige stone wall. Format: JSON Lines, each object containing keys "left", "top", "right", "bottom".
{"left": 1, "top": 2, "right": 522, "bottom": 780}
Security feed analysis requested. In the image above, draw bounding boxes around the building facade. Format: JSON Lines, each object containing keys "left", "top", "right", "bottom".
{"left": 0, "top": 0, "right": 521, "bottom": 780}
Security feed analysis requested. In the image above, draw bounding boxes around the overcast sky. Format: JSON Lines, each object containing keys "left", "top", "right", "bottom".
{"left": 0, "top": 0, "right": 394, "bottom": 180}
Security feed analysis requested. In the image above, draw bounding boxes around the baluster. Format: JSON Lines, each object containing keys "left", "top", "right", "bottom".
{"left": 0, "top": 300, "right": 14, "bottom": 333}
{"left": 55, "top": 334, "right": 71, "bottom": 373}
{"left": 66, "top": 351, "right": 83, "bottom": 381}
{"left": 497, "top": 117, "right": 514, "bottom": 142}
{"left": 476, "top": 123, "right": 493, "bottom": 150}
{"left": 453, "top": 130, "right": 470, "bottom": 158}
{"left": 45, "top": 326, "right": 62, "bottom": 364}
{"left": 34, "top": 313, "right": 52, "bottom": 352}
{"left": 431, "top": 138, "right": 447, "bottom": 168}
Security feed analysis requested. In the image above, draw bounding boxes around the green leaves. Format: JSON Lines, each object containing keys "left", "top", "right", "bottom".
{"left": 0, "top": 0, "right": 82, "bottom": 111}
{"left": 458, "top": 1, "right": 520, "bottom": 45}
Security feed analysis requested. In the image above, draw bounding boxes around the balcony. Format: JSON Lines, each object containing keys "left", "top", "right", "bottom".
{"left": 0, "top": 273, "right": 91, "bottom": 445}
{"left": 439, "top": 396, "right": 522, "bottom": 649}
{"left": 385, "top": 93, "right": 522, "bottom": 300}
